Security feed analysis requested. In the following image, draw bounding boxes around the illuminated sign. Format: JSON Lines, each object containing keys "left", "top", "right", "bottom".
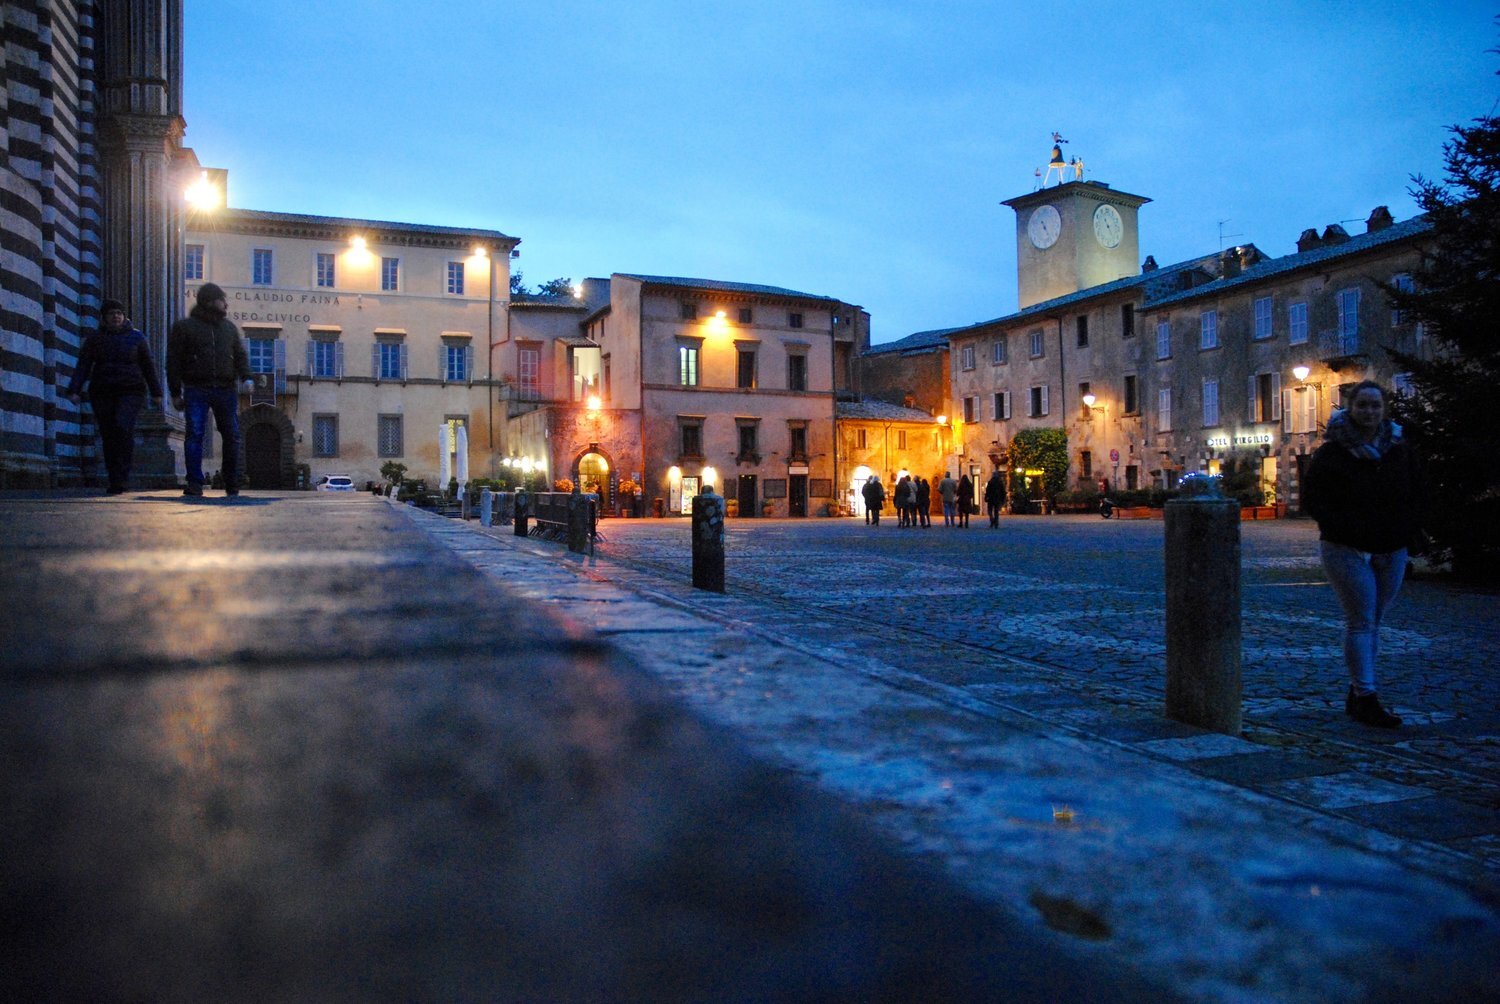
{"left": 1206, "top": 432, "right": 1274, "bottom": 449}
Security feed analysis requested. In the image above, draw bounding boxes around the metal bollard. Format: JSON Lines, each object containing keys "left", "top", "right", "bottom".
{"left": 514, "top": 489, "right": 529, "bottom": 537}
{"left": 567, "top": 487, "right": 589, "bottom": 554}
{"left": 692, "top": 486, "right": 726, "bottom": 592}
{"left": 1164, "top": 474, "right": 1242, "bottom": 735}
{"left": 480, "top": 488, "right": 494, "bottom": 527}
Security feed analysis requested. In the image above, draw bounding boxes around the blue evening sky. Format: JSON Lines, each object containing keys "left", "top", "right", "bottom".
{"left": 184, "top": 2, "right": 1497, "bottom": 345}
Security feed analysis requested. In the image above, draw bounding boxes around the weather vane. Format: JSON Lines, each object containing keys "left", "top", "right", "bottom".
{"left": 1041, "top": 132, "right": 1086, "bottom": 187}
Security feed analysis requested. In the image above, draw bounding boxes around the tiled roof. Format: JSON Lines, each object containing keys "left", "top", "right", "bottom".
{"left": 940, "top": 252, "right": 1226, "bottom": 341}
{"left": 866, "top": 327, "right": 962, "bottom": 355}
{"left": 836, "top": 400, "right": 939, "bottom": 423}
{"left": 1144, "top": 215, "right": 1432, "bottom": 310}
{"left": 223, "top": 207, "right": 516, "bottom": 242}
{"left": 614, "top": 274, "right": 842, "bottom": 303}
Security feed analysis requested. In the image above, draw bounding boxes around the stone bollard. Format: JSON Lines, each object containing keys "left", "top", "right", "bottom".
{"left": 480, "top": 489, "right": 494, "bottom": 527}
{"left": 514, "top": 489, "right": 529, "bottom": 537}
{"left": 1164, "top": 474, "right": 1242, "bottom": 735}
{"left": 692, "top": 486, "right": 726, "bottom": 592}
{"left": 567, "top": 487, "right": 590, "bottom": 554}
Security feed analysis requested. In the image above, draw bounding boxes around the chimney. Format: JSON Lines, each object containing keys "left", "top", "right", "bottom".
{"left": 1296, "top": 228, "right": 1322, "bottom": 252}
{"left": 1238, "top": 246, "right": 1262, "bottom": 270}
{"left": 1321, "top": 224, "right": 1350, "bottom": 245}
{"left": 1142, "top": 255, "right": 1158, "bottom": 273}
{"left": 1219, "top": 249, "right": 1241, "bottom": 279}
{"left": 1366, "top": 206, "right": 1394, "bottom": 233}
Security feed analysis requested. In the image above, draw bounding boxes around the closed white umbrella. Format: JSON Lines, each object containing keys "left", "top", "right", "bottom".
{"left": 455, "top": 424, "right": 469, "bottom": 488}
{"left": 439, "top": 423, "right": 451, "bottom": 488}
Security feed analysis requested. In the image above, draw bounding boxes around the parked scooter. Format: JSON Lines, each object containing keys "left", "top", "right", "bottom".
{"left": 1099, "top": 497, "right": 1118, "bottom": 519}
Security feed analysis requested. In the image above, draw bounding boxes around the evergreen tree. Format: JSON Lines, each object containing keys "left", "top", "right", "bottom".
{"left": 1386, "top": 94, "right": 1500, "bottom": 578}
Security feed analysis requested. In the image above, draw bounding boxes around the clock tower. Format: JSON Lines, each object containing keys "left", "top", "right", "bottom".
{"left": 1003, "top": 167, "right": 1150, "bottom": 309}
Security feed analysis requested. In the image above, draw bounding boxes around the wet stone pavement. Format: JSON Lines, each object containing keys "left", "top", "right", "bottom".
{"left": 418, "top": 504, "right": 1500, "bottom": 1002}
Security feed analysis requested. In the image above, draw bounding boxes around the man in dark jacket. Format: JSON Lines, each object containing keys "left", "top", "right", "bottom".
{"left": 984, "top": 470, "right": 1007, "bottom": 528}
{"left": 66, "top": 299, "right": 163, "bottom": 494}
{"left": 168, "top": 282, "right": 253, "bottom": 497}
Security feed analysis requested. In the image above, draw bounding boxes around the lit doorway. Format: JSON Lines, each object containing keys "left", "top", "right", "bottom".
{"left": 578, "top": 451, "right": 609, "bottom": 508}
{"left": 850, "top": 465, "right": 872, "bottom": 518}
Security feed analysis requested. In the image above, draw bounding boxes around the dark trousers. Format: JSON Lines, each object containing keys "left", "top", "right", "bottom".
{"left": 988, "top": 503, "right": 1002, "bottom": 527}
{"left": 184, "top": 385, "right": 240, "bottom": 488}
{"left": 89, "top": 391, "right": 144, "bottom": 489}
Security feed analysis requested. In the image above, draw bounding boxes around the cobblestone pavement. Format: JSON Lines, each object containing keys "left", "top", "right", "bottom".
{"left": 584, "top": 514, "right": 1500, "bottom": 874}
{"left": 416, "top": 504, "right": 1500, "bottom": 1001}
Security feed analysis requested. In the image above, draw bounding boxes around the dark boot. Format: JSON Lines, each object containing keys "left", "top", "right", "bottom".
{"left": 1348, "top": 690, "right": 1402, "bottom": 729}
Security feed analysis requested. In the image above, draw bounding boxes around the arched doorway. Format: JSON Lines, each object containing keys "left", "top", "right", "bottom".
{"left": 241, "top": 405, "right": 295, "bottom": 489}
{"left": 575, "top": 449, "right": 611, "bottom": 509}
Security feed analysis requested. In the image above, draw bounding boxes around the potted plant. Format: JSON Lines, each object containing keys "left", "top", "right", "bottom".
{"left": 553, "top": 477, "right": 574, "bottom": 493}
{"left": 617, "top": 478, "right": 639, "bottom": 516}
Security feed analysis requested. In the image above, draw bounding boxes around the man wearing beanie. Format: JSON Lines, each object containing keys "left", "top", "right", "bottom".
{"left": 65, "top": 298, "right": 163, "bottom": 494}
{"left": 167, "top": 283, "right": 253, "bottom": 497}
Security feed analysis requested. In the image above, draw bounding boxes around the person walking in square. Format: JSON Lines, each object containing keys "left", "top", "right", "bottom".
{"left": 893, "top": 475, "right": 912, "bottom": 527}
{"left": 984, "top": 470, "right": 1006, "bottom": 528}
{"left": 956, "top": 473, "right": 973, "bottom": 527}
{"left": 861, "top": 475, "right": 885, "bottom": 526}
{"left": 168, "top": 283, "right": 253, "bottom": 497}
{"left": 1303, "top": 380, "right": 1423, "bottom": 729}
{"left": 65, "top": 298, "right": 162, "bottom": 494}
{"left": 938, "top": 472, "right": 958, "bottom": 527}
{"left": 916, "top": 476, "right": 932, "bottom": 527}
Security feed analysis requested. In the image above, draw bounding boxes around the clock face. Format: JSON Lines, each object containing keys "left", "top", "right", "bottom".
{"left": 1093, "top": 204, "right": 1123, "bottom": 249}
{"left": 1028, "top": 205, "right": 1061, "bottom": 250}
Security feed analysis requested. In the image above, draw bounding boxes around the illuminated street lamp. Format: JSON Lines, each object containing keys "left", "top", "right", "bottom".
{"left": 1293, "top": 365, "right": 1311, "bottom": 383}
{"left": 183, "top": 171, "right": 221, "bottom": 211}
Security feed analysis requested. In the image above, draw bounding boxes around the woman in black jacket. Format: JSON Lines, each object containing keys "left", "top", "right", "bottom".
{"left": 1303, "top": 380, "right": 1421, "bottom": 728}
{"left": 65, "top": 299, "right": 163, "bottom": 493}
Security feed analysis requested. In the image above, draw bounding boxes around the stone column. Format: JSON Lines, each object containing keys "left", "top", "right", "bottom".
{"left": 692, "top": 488, "right": 726, "bottom": 592}
{"left": 96, "top": 0, "right": 187, "bottom": 487}
{"left": 567, "top": 488, "right": 590, "bottom": 554}
{"left": 1164, "top": 474, "right": 1243, "bottom": 734}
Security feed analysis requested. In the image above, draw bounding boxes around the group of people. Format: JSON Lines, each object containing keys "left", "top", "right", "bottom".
{"left": 860, "top": 469, "right": 1011, "bottom": 529}
{"left": 861, "top": 474, "right": 932, "bottom": 528}
{"left": 65, "top": 282, "right": 252, "bottom": 497}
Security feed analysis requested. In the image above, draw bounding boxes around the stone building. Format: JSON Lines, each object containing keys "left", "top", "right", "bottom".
{"left": 534, "top": 274, "right": 864, "bottom": 517}
{"left": 2, "top": 0, "right": 186, "bottom": 487}
{"left": 941, "top": 166, "right": 1430, "bottom": 510}
{"left": 834, "top": 400, "right": 945, "bottom": 518}
{"left": 183, "top": 195, "right": 519, "bottom": 488}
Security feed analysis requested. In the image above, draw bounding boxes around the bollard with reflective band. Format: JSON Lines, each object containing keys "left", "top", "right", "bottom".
{"left": 514, "top": 489, "right": 529, "bottom": 537}
{"left": 692, "top": 487, "right": 726, "bottom": 592}
{"left": 1164, "top": 474, "right": 1243, "bottom": 735}
{"left": 567, "top": 488, "right": 589, "bottom": 554}
{"left": 480, "top": 489, "right": 494, "bottom": 527}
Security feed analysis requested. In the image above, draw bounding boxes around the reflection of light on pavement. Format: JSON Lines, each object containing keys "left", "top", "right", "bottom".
{"left": 155, "top": 671, "right": 237, "bottom": 776}
{"left": 47, "top": 550, "right": 426, "bottom": 572}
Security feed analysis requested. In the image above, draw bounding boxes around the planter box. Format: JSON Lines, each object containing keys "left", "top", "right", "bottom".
{"left": 1054, "top": 502, "right": 1094, "bottom": 514}
{"left": 1116, "top": 506, "right": 1162, "bottom": 520}
{"left": 1240, "top": 505, "right": 1279, "bottom": 521}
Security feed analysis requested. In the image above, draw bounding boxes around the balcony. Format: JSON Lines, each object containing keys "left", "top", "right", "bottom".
{"left": 1317, "top": 329, "right": 1367, "bottom": 371}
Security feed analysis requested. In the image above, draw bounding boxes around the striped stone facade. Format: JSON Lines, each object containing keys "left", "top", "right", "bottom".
{"left": 1, "top": 1, "right": 101, "bottom": 486}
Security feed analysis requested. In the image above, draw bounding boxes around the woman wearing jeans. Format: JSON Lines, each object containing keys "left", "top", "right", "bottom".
{"left": 1303, "top": 380, "right": 1422, "bottom": 728}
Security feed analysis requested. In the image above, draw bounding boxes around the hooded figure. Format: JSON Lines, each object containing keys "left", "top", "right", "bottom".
{"left": 168, "top": 282, "right": 253, "bottom": 496}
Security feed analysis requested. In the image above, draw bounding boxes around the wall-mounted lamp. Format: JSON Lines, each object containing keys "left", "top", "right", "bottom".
{"left": 1292, "top": 365, "right": 1311, "bottom": 383}
{"left": 701, "top": 466, "right": 718, "bottom": 493}
{"left": 350, "top": 235, "right": 367, "bottom": 252}
{"left": 183, "top": 171, "right": 221, "bottom": 211}
{"left": 473, "top": 245, "right": 488, "bottom": 259}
